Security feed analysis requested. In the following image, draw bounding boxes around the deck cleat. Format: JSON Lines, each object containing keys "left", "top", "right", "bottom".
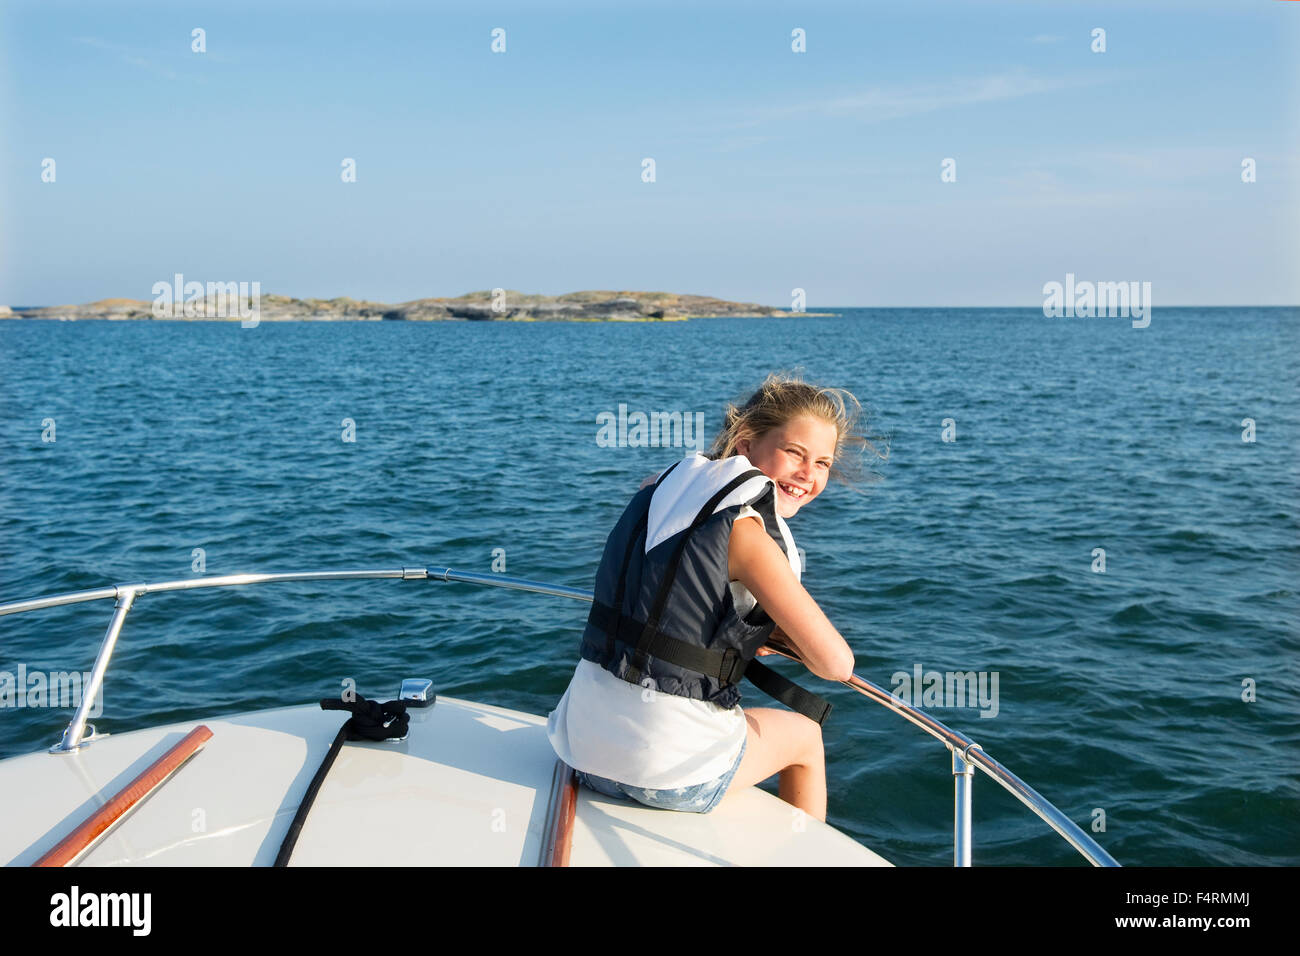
{"left": 399, "top": 677, "right": 436, "bottom": 708}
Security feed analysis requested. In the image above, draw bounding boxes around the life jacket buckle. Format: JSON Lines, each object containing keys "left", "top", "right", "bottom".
{"left": 720, "top": 648, "right": 747, "bottom": 685}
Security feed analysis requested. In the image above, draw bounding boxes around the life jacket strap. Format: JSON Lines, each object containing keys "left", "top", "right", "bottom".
{"left": 588, "top": 601, "right": 748, "bottom": 685}
{"left": 742, "top": 658, "right": 834, "bottom": 726}
{"left": 586, "top": 603, "right": 834, "bottom": 726}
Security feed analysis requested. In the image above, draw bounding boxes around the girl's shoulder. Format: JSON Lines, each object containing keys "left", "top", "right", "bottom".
{"left": 728, "top": 502, "right": 801, "bottom": 581}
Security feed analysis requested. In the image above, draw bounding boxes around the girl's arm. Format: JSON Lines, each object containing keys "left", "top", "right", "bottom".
{"left": 754, "top": 625, "right": 787, "bottom": 658}
{"left": 728, "top": 516, "right": 855, "bottom": 682}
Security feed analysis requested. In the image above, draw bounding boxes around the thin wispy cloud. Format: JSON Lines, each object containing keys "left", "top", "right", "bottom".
{"left": 70, "top": 35, "right": 232, "bottom": 79}
{"left": 728, "top": 72, "right": 1103, "bottom": 129}
{"left": 74, "top": 36, "right": 177, "bottom": 79}
{"left": 994, "top": 168, "right": 1069, "bottom": 191}
{"left": 994, "top": 148, "right": 1236, "bottom": 193}
{"left": 709, "top": 134, "right": 779, "bottom": 153}
{"left": 1042, "top": 146, "right": 1293, "bottom": 182}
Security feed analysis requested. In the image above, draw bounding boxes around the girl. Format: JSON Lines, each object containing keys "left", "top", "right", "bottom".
{"left": 547, "top": 373, "right": 872, "bottom": 823}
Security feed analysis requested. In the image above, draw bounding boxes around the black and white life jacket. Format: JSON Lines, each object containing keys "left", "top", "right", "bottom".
{"left": 579, "top": 453, "right": 832, "bottom": 725}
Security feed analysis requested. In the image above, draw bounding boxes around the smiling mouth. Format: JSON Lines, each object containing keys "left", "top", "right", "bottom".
{"left": 777, "top": 481, "right": 808, "bottom": 501}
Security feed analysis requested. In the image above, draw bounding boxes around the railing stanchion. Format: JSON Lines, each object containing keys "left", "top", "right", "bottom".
{"left": 53, "top": 584, "right": 142, "bottom": 754}
{"left": 953, "top": 746, "right": 975, "bottom": 866}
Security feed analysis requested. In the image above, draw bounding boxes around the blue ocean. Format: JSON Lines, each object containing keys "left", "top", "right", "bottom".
{"left": 1, "top": 308, "right": 1296, "bottom": 866}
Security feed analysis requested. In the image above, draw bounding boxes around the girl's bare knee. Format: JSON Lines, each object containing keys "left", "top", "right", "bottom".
{"left": 797, "top": 718, "right": 823, "bottom": 765}
{"left": 734, "top": 709, "right": 825, "bottom": 783}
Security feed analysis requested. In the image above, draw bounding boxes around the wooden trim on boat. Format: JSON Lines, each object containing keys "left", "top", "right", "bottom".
{"left": 540, "top": 758, "right": 578, "bottom": 867}
{"left": 34, "top": 725, "right": 214, "bottom": 867}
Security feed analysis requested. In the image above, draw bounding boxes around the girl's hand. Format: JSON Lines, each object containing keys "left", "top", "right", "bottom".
{"left": 757, "top": 626, "right": 797, "bottom": 659}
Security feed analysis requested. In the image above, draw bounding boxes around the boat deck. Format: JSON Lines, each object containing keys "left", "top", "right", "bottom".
{"left": 0, "top": 695, "right": 890, "bottom": 867}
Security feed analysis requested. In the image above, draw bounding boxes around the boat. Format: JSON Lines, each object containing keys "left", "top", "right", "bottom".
{"left": 0, "top": 565, "right": 1119, "bottom": 867}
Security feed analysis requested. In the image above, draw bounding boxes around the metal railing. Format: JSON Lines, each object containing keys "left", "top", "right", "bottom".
{"left": 0, "top": 564, "right": 1119, "bottom": 867}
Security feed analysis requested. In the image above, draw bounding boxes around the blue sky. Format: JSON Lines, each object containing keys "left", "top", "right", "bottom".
{"left": 1, "top": 0, "right": 1296, "bottom": 307}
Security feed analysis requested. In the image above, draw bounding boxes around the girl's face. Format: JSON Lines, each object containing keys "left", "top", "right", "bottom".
{"left": 735, "top": 415, "right": 838, "bottom": 518}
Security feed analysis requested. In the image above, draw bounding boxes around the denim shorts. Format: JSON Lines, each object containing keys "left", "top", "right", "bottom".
{"left": 573, "top": 737, "right": 747, "bottom": 814}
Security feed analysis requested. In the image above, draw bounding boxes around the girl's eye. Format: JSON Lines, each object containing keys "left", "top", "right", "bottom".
{"left": 788, "top": 447, "right": 830, "bottom": 468}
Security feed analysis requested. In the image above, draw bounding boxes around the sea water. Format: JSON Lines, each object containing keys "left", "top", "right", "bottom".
{"left": 0, "top": 308, "right": 1296, "bottom": 865}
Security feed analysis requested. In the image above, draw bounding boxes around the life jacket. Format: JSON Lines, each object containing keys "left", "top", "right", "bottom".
{"left": 580, "top": 453, "right": 833, "bottom": 725}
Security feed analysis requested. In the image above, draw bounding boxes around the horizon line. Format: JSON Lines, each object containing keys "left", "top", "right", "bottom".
{"left": 6, "top": 303, "right": 1297, "bottom": 311}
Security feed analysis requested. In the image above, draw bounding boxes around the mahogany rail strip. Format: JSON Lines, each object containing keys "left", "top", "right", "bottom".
{"left": 34, "top": 725, "right": 214, "bottom": 867}
{"left": 541, "top": 759, "right": 578, "bottom": 867}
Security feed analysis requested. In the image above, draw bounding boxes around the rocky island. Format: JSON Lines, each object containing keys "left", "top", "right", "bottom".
{"left": 3, "top": 291, "right": 835, "bottom": 322}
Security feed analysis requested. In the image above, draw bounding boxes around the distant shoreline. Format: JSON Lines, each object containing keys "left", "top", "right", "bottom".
{"left": 3, "top": 302, "right": 1291, "bottom": 320}
{"left": 0, "top": 291, "right": 837, "bottom": 322}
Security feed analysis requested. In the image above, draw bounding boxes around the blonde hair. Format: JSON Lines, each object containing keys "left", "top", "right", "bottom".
{"left": 705, "top": 370, "right": 888, "bottom": 492}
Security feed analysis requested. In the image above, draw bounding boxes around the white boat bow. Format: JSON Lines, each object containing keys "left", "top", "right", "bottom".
{"left": 0, "top": 564, "right": 1118, "bottom": 867}
{"left": 2, "top": 694, "right": 886, "bottom": 866}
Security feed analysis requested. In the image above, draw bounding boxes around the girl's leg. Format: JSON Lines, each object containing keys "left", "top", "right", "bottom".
{"left": 721, "top": 707, "right": 826, "bottom": 822}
